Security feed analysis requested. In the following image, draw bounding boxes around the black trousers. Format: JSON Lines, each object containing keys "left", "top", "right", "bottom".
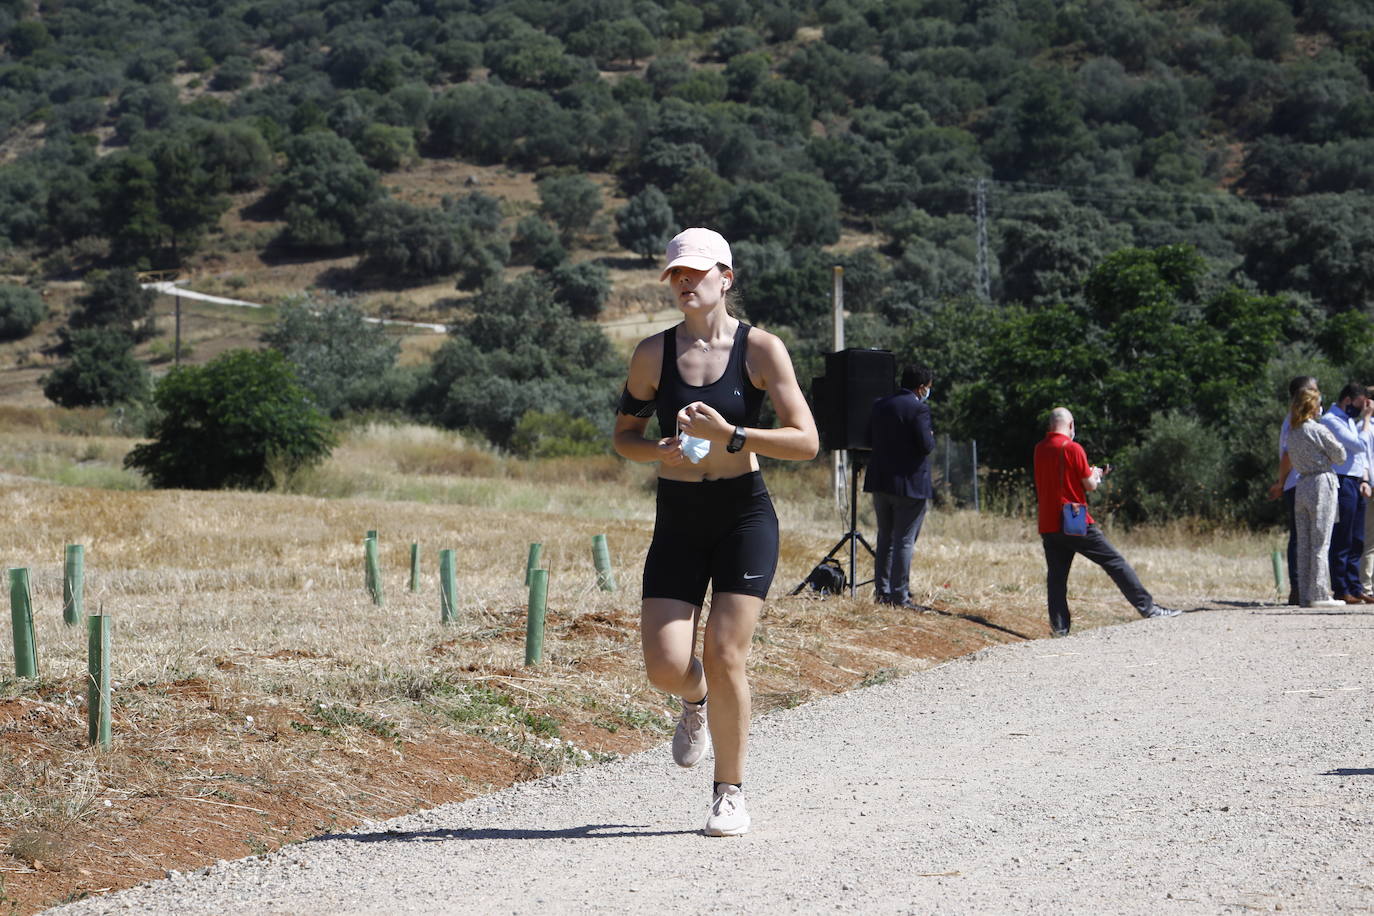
{"left": 1041, "top": 526, "right": 1153, "bottom": 634}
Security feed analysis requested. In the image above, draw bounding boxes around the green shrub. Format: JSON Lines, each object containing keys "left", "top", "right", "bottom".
{"left": 1108, "top": 410, "right": 1229, "bottom": 525}
{"left": 510, "top": 410, "right": 606, "bottom": 459}
{"left": 124, "top": 349, "right": 334, "bottom": 490}
{"left": 261, "top": 295, "right": 402, "bottom": 418}
{"left": 41, "top": 328, "right": 149, "bottom": 408}
{"left": 0, "top": 284, "right": 46, "bottom": 340}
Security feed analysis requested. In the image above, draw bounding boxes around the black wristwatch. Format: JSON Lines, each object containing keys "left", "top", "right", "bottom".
{"left": 726, "top": 425, "right": 747, "bottom": 453}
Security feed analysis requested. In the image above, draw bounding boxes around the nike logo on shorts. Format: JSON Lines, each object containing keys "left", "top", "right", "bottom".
{"left": 743, "top": 573, "right": 762, "bottom": 579}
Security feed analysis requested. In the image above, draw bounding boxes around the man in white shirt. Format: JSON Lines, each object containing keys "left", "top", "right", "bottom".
{"left": 1319, "top": 383, "right": 1374, "bottom": 603}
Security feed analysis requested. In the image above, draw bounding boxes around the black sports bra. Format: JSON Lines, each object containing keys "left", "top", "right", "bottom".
{"left": 655, "top": 322, "right": 766, "bottom": 436}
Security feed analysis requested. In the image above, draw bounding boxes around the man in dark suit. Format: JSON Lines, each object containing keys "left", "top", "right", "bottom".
{"left": 863, "top": 365, "right": 935, "bottom": 609}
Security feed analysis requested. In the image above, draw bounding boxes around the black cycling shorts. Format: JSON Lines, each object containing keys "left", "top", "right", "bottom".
{"left": 642, "top": 471, "right": 780, "bottom": 606}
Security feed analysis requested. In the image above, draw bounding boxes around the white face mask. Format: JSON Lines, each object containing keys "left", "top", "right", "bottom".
{"left": 917, "top": 385, "right": 932, "bottom": 402}
{"left": 678, "top": 430, "right": 712, "bottom": 464}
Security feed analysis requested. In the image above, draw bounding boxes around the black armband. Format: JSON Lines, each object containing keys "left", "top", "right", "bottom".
{"left": 616, "top": 386, "right": 656, "bottom": 418}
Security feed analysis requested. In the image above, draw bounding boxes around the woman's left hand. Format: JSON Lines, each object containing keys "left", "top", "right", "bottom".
{"left": 677, "top": 401, "right": 733, "bottom": 444}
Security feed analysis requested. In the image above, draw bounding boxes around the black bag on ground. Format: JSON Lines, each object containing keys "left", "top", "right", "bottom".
{"left": 804, "top": 558, "right": 846, "bottom": 595}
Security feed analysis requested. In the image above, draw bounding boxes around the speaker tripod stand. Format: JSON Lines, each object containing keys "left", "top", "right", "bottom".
{"left": 791, "top": 452, "right": 874, "bottom": 598}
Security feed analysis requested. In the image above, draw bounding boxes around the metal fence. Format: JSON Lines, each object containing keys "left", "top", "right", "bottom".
{"left": 832, "top": 437, "right": 1035, "bottom": 520}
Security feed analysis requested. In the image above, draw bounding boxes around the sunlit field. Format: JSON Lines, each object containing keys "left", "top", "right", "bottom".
{"left": 0, "top": 415, "right": 1282, "bottom": 913}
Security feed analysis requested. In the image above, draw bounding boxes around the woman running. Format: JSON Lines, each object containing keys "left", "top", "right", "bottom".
{"left": 612, "top": 227, "right": 818, "bottom": 836}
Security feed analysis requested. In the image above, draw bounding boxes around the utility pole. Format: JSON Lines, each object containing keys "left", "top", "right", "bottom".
{"left": 974, "top": 178, "right": 991, "bottom": 302}
{"left": 832, "top": 266, "right": 847, "bottom": 513}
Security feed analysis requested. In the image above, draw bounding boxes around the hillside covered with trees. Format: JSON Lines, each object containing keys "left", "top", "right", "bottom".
{"left": 1, "top": 0, "right": 1372, "bottom": 523}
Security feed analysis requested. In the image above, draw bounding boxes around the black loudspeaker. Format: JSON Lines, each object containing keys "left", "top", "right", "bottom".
{"left": 810, "top": 348, "right": 896, "bottom": 452}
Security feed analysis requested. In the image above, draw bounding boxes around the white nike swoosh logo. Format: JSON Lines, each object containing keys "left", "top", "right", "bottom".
{"left": 743, "top": 573, "right": 762, "bottom": 579}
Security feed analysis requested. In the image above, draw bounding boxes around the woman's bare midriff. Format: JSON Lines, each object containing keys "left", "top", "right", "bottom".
{"left": 657, "top": 450, "right": 760, "bottom": 482}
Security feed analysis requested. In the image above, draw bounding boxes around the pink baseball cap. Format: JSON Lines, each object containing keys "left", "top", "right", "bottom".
{"left": 660, "top": 227, "right": 732, "bottom": 281}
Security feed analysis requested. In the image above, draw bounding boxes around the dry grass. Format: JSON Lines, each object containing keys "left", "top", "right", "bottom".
{"left": 0, "top": 418, "right": 1284, "bottom": 913}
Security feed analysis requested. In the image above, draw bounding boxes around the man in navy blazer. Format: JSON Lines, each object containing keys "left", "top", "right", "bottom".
{"left": 863, "top": 365, "right": 935, "bottom": 609}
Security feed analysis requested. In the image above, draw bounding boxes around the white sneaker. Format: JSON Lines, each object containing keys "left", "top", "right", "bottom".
{"left": 671, "top": 698, "right": 710, "bottom": 768}
{"left": 1307, "top": 598, "right": 1348, "bottom": 608}
{"left": 704, "top": 784, "right": 750, "bottom": 837}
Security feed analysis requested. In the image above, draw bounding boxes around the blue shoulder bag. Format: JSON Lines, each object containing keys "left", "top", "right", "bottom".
{"left": 1060, "top": 448, "right": 1088, "bottom": 536}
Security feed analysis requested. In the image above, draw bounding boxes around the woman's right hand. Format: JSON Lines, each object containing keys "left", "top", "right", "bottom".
{"left": 657, "top": 435, "right": 688, "bottom": 467}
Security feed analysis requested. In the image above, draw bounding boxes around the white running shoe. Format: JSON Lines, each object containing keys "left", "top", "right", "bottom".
{"left": 671, "top": 698, "right": 710, "bottom": 768}
{"left": 1307, "top": 598, "right": 1348, "bottom": 608}
{"left": 704, "top": 784, "right": 750, "bottom": 837}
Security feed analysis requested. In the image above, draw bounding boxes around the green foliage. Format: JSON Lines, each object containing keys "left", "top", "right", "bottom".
{"left": 66, "top": 269, "right": 156, "bottom": 342}
{"left": 357, "top": 123, "right": 416, "bottom": 172}
{"left": 92, "top": 136, "right": 230, "bottom": 264}
{"left": 260, "top": 295, "right": 403, "bottom": 418}
{"left": 275, "top": 131, "right": 383, "bottom": 251}
{"left": 947, "top": 245, "right": 1298, "bottom": 494}
{"left": 1109, "top": 410, "right": 1230, "bottom": 524}
{"left": 667, "top": 168, "right": 731, "bottom": 229}
{"left": 41, "top": 327, "right": 150, "bottom": 408}
{"left": 549, "top": 260, "right": 611, "bottom": 319}
{"left": 1211, "top": 0, "right": 1296, "bottom": 60}
{"left": 1268, "top": 55, "right": 1373, "bottom": 144}
{"left": 1316, "top": 310, "right": 1374, "bottom": 366}
{"left": 509, "top": 410, "right": 606, "bottom": 458}
{"left": 3, "top": 0, "right": 1370, "bottom": 526}
{"left": 211, "top": 56, "right": 255, "bottom": 91}
{"left": 0, "top": 284, "right": 46, "bottom": 340}
{"left": 360, "top": 200, "right": 463, "bottom": 280}
{"left": 537, "top": 174, "right": 602, "bottom": 243}
{"left": 981, "top": 68, "right": 1095, "bottom": 183}
{"left": 722, "top": 182, "right": 797, "bottom": 244}
{"left": 724, "top": 51, "right": 771, "bottom": 101}
{"left": 1240, "top": 192, "right": 1374, "bottom": 312}
{"left": 413, "top": 273, "right": 620, "bottom": 445}
{"left": 566, "top": 18, "right": 657, "bottom": 67}
{"left": 615, "top": 186, "right": 675, "bottom": 261}
{"left": 779, "top": 172, "right": 842, "bottom": 247}
{"left": 8, "top": 20, "right": 53, "bottom": 58}
{"left": 197, "top": 122, "right": 273, "bottom": 192}
{"left": 512, "top": 215, "right": 566, "bottom": 271}
{"left": 999, "top": 196, "right": 1132, "bottom": 305}
{"left": 124, "top": 349, "right": 334, "bottom": 490}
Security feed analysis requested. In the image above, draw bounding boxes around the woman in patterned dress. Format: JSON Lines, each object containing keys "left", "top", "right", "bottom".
{"left": 1287, "top": 387, "right": 1347, "bottom": 608}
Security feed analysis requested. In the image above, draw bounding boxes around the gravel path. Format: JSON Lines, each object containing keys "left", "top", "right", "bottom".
{"left": 51, "top": 606, "right": 1374, "bottom": 915}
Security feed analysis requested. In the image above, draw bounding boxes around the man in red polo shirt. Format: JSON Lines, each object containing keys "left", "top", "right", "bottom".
{"left": 1033, "top": 407, "right": 1180, "bottom": 637}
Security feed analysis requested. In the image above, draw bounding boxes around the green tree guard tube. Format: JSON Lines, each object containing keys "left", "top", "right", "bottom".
{"left": 526, "top": 569, "right": 548, "bottom": 665}
{"left": 365, "top": 537, "right": 384, "bottom": 606}
{"left": 592, "top": 534, "right": 616, "bottom": 592}
{"left": 87, "top": 614, "right": 111, "bottom": 749}
{"left": 9, "top": 568, "right": 36, "bottom": 678}
{"left": 525, "top": 543, "right": 543, "bottom": 586}
{"left": 64, "top": 544, "right": 85, "bottom": 626}
{"left": 439, "top": 549, "right": 457, "bottom": 624}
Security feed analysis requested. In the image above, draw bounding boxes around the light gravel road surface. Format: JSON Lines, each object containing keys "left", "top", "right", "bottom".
{"left": 50, "top": 606, "right": 1374, "bottom": 914}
